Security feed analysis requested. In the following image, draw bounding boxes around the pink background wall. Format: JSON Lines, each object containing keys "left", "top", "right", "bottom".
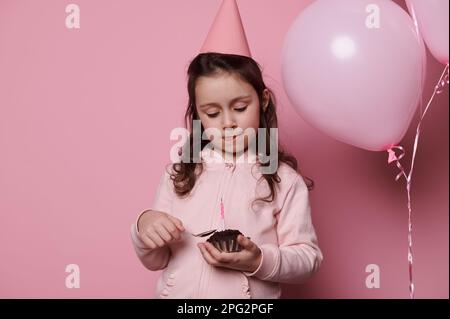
{"left": 0, "top": 0, "right": 448, "bottom": 298}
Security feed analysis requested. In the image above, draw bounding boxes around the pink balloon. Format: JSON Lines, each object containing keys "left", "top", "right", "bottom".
{"left": 282, "top": 0, "right": 426, "bottom": 152}
{"left": 406, "top": 0, "right": 449, "bottom": 65}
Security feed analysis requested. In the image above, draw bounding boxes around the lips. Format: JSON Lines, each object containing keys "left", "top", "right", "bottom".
{"left": 223, "top": 135, "right": 237, "bottom": 141}
{"left": 222, "top": 134, "right": 241, "bottom": 141}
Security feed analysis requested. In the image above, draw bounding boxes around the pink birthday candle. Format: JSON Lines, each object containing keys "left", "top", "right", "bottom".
{"left": 220, "top": 197, "right": 225, "bottom": 230}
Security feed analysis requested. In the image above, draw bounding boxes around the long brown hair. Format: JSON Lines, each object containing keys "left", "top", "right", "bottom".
{"left": 171, "top": 52, "right": 313, "bottom": 203}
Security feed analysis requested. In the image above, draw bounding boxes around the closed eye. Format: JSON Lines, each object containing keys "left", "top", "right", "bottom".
{"left": 206, "top": 112, "right": 220, "bottom": 118}
{"left": 235, "top": 106, "right": 248, "bottom": 112}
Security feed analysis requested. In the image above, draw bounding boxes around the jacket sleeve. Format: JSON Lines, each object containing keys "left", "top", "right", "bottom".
{"left": 130, "top": 168, "right": 174, "bottom": 271}
{"left": 244, "top": 175, "right": 323, "bottom": 284}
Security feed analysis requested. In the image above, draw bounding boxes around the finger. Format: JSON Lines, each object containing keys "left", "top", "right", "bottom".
{"left": 154, "top": 223, "right": 173, "bottom": 242}
{"left": 140, "top": 235, "right": 157, "bottom": 250}
{"left": 197, "top": 243, "right": 219, "bottom": 266}
{"left": 146, "top": 229, "right": 165, "bottom": 247}
{"left": 166, "top": 214, "right": 185, "bottom": 232}
{"left": 204, "top": 242, "right": 233, "bottom": 264}
{"left": 237, "top": 235, "right": 255, "bottom": 251}
{"left": 160, "top": 219, "right": 182, "bottom": 240}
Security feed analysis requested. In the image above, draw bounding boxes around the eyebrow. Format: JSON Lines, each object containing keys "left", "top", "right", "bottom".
{"left": 198, "top": 95, "right": 251, "bottom": 109}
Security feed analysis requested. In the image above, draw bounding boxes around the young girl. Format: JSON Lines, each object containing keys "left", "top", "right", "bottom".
{"left": 130, "top": 53, "right": 323, "bottom": 299}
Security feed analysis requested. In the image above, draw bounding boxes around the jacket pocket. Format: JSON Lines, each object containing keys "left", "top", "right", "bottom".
{"left": 204, "top": 267, "right": 252, "bottom": 299}
{"left": 157, "top": 271, "right": 176, "bottom": 299}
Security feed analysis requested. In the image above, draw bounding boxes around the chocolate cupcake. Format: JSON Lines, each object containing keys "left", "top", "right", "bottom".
{"left": 206, "top": 229, "right": 246, "bottom": 253}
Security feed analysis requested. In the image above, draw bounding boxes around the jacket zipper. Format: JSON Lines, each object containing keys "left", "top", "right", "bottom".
{"left": 196, "top": 164, "right": 235, "bottom": 298}
{"left": 196, "top": 167, "right": 227, "bottom": 298}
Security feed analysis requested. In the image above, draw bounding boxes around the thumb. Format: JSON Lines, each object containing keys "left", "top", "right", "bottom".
{"left": 167, "top": 214, "right": 185, "bottom": 232}
{"left": 237, "top": 235, "right": 254, "bottom": 250}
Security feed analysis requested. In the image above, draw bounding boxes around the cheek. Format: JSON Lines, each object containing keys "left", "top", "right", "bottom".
{"left": 197, "top": 114, "right": 215, "bottom": 130}
{"left": 239, "top": 106, "right": 260, "bottom": 130}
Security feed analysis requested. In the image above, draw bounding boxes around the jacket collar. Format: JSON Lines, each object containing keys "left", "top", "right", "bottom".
{"left": 199, "top": 146, "right": 258, "bottom": 169}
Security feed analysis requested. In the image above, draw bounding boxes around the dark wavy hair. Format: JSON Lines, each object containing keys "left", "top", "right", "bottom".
{"left": 170, "top": 52, "right": 313, "bottom": 203}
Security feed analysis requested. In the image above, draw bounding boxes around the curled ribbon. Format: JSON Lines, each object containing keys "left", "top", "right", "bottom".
{"left": 387, "top": 63, "right": 449, "bottom": 299}
{"left": 387, "top": 146, "right": 406, "bottom": 181}
{"left": 435, "top": 65, "right": 449, "bottom": 94}
{"left": 387, "top": 145, "right": 414, "bottom": 299}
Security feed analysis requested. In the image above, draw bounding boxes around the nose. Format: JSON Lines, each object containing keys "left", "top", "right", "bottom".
{"left": 222, "top": 110, "right": 237, "bottom": 130}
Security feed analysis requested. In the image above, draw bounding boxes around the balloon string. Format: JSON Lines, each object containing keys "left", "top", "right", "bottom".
{"left": 387, "top": 63, "right": 449, "bottom": 299}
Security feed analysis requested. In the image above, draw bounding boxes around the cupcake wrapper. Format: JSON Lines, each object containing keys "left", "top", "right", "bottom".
{"left": 212, "top": 239, "right": 242, "bottom": 253}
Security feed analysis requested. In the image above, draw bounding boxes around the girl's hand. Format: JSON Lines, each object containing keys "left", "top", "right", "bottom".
{"left": 137, "top": 210, "right": 185, "bottom": 250}
{"left": 197, "top": 235, "right": 262, "bottom": 273}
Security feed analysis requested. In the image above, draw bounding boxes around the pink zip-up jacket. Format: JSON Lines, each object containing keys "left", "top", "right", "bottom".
{"left": 130, "top": 148, "right": 323, "bottom": 299}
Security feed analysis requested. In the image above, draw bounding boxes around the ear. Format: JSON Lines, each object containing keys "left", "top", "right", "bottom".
{"left": 262, "top": 89, "right": 270, "bottom": 112}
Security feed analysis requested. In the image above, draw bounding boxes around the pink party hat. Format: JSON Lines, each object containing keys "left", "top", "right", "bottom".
{"left": 200, "top": 0, "right": 252, "bottom": 57}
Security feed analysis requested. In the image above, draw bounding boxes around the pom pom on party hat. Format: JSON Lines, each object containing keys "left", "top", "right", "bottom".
{"left": 200, "top": 0, "right": 252, "bottom": 57}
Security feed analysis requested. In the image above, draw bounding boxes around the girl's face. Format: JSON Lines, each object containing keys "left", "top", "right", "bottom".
{"left": 195, "top": 72, "right": 269, "bottom": 157}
